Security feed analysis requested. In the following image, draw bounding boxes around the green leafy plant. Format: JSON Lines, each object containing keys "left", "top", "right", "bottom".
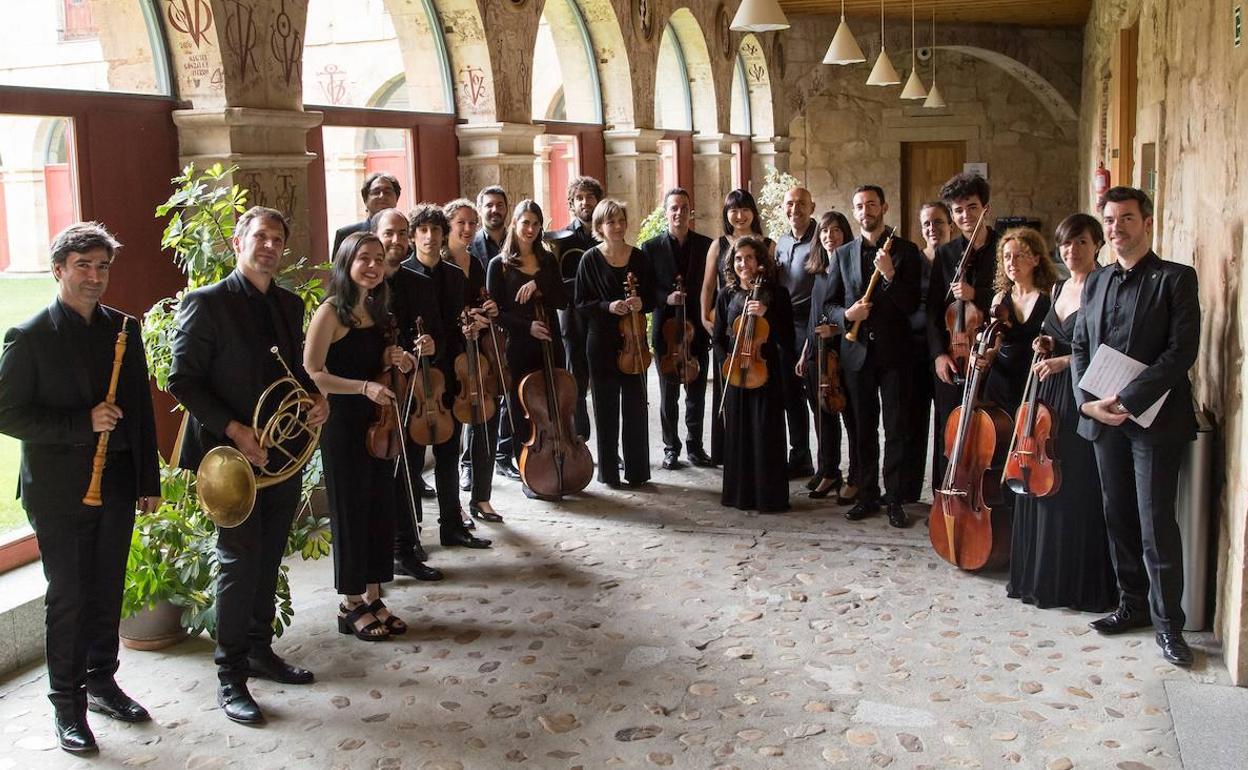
{"left": 756, "top": 165, "right": 803, "bottom": 242}
{"left": 636, "top": 203, "right": 667, "bottom": 245}
{"left": 126, "top": 162, "right": 332, "bottom": 638}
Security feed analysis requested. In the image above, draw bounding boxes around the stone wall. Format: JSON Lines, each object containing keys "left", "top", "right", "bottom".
{"left": 1080, "top": 0, "right": 1248, "bottom": 684}
{"left": 784, "top": 14, "right": 1082, "bottom": 239}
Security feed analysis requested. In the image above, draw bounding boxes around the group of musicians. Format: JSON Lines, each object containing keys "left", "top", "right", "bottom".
{"left": 0, "top": 168, "right": 1201, "bottom": 753}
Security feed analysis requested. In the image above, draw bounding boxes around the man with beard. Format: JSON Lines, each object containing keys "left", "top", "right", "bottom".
{"left": 544, "top": 176, "right": 603, "bottom": 441}
{"left": 332, "top": 172, "right": 400, "bottom": 257}
{"left": 469, "top": 186, "right": 508, "bottom": 272}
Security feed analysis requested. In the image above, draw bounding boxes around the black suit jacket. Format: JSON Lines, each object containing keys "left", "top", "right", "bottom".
{"left": 0, "top": 301, "right": 159, "bottom": 511}
{"left": 168, "top": 270, "right": 316, "bottom": 470}
{"left": 640, "top": 229, "right": 713, "bottom": 356}
{"left": 819, "top": 232, "right": 922, "bottom": 371}
{"left": 1071, "top": 253, "right": 1199, "bottom": 444}
{"left": 331, "top": 219, "right": 369, "bottom": 258}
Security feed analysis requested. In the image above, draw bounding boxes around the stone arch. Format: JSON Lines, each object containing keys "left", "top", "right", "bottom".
{"left": 655, "top": 24, "right": 693, "bottom": 131}
{"left": 940, "top": 45, "right": 1077, "bottom": 129}
{"left": 376, "top": 0, "right": 454, "bottom": 114}
{"left": 535, "top": 0, "right": 603, "bottom": 123}
{"left": 568, "top": 0, "right": 634, "bottom": 129}
{"left": 428, "top": 0, "right": 500, "bottom": 121}
{"left": 662, "top": 8, "right": 717, "bottom": 136}
{"left": 736, "top": 34, "right": 775, "bottom": 139}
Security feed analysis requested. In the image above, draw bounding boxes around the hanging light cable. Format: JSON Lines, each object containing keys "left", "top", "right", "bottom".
{"left": 866, "top": 0, "right": 901, "bottom": 86}
{"left": 923, "top": 4, "right": 946, "bottom": 108}
{"left": 823, "top": 0, "right": 866, "bottom": 65}
{"left": 900, "top": 0, "right": 928, "bottom": 99}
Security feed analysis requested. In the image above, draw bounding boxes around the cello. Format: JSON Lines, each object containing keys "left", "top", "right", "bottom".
{"left": 944, "top": 208, "right": 990, "bottom": 382}
{"left": 406, "top": 317, "right": 454, "bottom": 446}
{"left": 659, "top": 275, "right": 699, "bottom": 384}
{"left": 452, "top": 309, "right": 497, "bottom": 426}
{"left": 366, "top": 323, "right": 410, "bottom": 460}
{"left": 720, "top": 276, "right": 770, "bottom": 401}
{"left": 518, "top": 301, "right": 593, "bottom": 497}
{"left": 1002, "top": 335, "right": 1061, "bottom": 497}
{"left": 617, "top": 272, "right": 652, "bottom": 375}
{"left": 929, "top": 312, "right": 1013, "bottom": 571}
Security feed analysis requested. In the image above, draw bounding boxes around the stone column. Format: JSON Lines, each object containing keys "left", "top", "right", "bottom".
{"left": 456, "top": 122, "right": 546, "bottom": 203}
{"left": 692, "top": 133, "right": 745, "bottom": 232}
{"left": 603, "top": 128, "right": 664, "bottom": 241}
{"left": 171, "top": 107, "right": 323, "bottom": 262}
{"left": 751, "top": 136, "right": 792, "bottom": 187}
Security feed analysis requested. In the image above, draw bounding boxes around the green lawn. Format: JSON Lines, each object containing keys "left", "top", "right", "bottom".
{"left": 0, "top": 275, "right": 58, "bottom": 535}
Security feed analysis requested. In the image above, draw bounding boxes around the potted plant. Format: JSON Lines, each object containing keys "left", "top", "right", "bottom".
{"left": 755, "top": 165, "right": 802, "bottom": 241}
{"left": 120, "top": 163, "right": 332, "bottom": 649}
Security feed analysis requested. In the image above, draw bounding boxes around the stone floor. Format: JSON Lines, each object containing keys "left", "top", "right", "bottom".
{"left": 0, "top": 412, "right": 1228, "bottom": 769}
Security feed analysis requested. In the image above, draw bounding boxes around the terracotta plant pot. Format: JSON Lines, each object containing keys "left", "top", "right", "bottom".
{"left": 119, "top": 599, "right": 190, "bottom": 651}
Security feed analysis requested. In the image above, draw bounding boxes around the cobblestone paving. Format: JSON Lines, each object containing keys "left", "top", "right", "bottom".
{"left": 0, "top": 460, "right": 1226, "bottom": 769}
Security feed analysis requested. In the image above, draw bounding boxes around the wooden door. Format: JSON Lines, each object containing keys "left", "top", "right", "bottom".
{"left": 901, "top": 141, "right": 966, "bottom": 243}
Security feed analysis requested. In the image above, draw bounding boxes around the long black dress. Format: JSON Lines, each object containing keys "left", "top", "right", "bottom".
{"left": 1007, "top": 281, "right": 1117, "bottom": 611}
{"left": 985, "top": 291, "right": 1051, "bottom": 413}
{"left": 321, "top": 325, "right": 395, "bottom": 595}
{"left": 714, "top": 283, "right": 795, "bottom": 512}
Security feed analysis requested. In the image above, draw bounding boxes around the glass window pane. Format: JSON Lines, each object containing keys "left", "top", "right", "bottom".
{"left": 0, "top": 1, "right": 170, "bottom": 95}
{"left": 322, "top": 125, "right": 413, "bottom": 244}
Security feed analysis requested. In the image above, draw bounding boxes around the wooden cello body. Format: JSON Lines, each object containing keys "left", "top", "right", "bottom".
{"left": 929, "top": 317, "right": 1013, "bottom": 571}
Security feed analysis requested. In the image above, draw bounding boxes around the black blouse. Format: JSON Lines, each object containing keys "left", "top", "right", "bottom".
{"left": 574, "top": 245, "right": 657, "bottom": 370}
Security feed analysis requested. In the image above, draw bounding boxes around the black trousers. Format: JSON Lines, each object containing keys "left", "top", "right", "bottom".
{"left": 844, "top": 363, "right": 909, "bottom": 502}
{"left": 458, "top": 408, "right": 496, "bottom": 503}
{"left": 657, "top": 349, "right": 709, "bottom": 455}
{"left": 781, "top": 340, "right": 811, "bottom": 464}
{"left": 560, "top": 307, "right": 591, "bottom": 439}
{"left": 804, "top": 365, "right": 856, "bottom": 484}
{"left": 415, "top": 422, "right": 470, "bottom": 531}
{"left": 392, "top": 436, "right": 428, "bottom": 556}
{"left": 589, "top": 370, "right": 650, "bottom": 485}
{"left": 215, "top": 474, "right": 301, "bottom": 684}
{"left": 931, "top": 376, "right": 961, "bottom": 490}
{"left": 1092, "top": 430, "right": 1187, "bottom": 631}
{"left": 900, "top": 356, "right": 935, "bottom": 501}
{"left": 709, "top": 350, "right": 725, "bottom": 463}
{"left": 29, "top": 454, "right": 135, "bottom": 714}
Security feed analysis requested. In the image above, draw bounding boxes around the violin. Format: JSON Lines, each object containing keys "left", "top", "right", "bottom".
{"left": 477, "top": 289, "right": 512, "bottom": 401}
{"left": 406, "top": 317, "right": 454, "bottom": 446}
{"left": 453, "top": 309, "right": 497, "bottom": 426}
{"left": 929, "top": 311, "right": 1013, "bottom": 571}
{"left": 366, "top": 323, "right": 410, "bottom": 460}
{"left": 518, "top": 301, "right": 593, "bottom": 498}
{"left": 617, "top": 272, "right": 652, "bottom": 375}
{"left": 1002, "top": 335, "right": 1061, "bottom": 497}
{"left": 721, "top": 276, "right": 770, "bottom": 393}
{"left": 659, "top": 275, "right": 699, "bottom": 384}
{"left": 814, "top": 316, "right": 845, "bottom": 414}
{"left": 944, "top": 208, "right": 990, "bottom": 382}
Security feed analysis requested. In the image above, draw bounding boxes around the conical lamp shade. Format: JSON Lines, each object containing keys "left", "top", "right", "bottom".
{"left": 823, "top": 19, "right": 866, "bottom": 64}
{"left": 900, "top": 67, "right": 928, "bottom": 99}
{"left": 866, "top": 49, "right": 901, "bottom": 86}
{"left": 923, "top": 82, "right": 947, "bottom": 108}
{"left": 730, "top": 0, "right": 790, "bottom": 32}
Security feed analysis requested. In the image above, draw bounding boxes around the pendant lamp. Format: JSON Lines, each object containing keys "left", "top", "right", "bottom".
{"left": 730, "top": 0, "right": 790, "bottom": 32}
{"left": 923, "top": 6, "right": 946, "bottom": 108}
{"left": 823, "top": 0, "right": 866, "bottom": 65}
{"left": 865, "top": 0, "right": 901, "bottom": 86}
{"left": 899, "top": 0, "right": 928, "bottom": 99}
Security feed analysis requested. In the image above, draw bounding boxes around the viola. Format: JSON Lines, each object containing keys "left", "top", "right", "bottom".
{"left": 814, "top": 316, "right": 845, "bottom": 414}
{"left": 721, "top": 276, "right": 770, "bottom": 392}
{"left": 1002, "top": 335, "right": 1062, "bottom": 497}
{"left": 406, "top": 317, "right": 454, "bottom": 446}
{"left": 617, "top": 271, "right": 652, "bottom": 375}
{"left": 659, "top": 275, "right": 699, "bottom": 385}
{"left": 452, "top": 309, "right": 497, "bottom": 426}
{"left": 519, "top": 301, "right": 593, "bottom": 498}
{"left": 929, "top": 311, "right": 1013, "bottom": 571}
{"left": 944, "top": 208, "right": 990, "bottom": 382}
{"left": 365, "top": 323, "right": 410, "bottom": 460}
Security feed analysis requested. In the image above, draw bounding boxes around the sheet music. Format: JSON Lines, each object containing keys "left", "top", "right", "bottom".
{"left": 1078, "top": 344, "right": 1170, "bottom": 429}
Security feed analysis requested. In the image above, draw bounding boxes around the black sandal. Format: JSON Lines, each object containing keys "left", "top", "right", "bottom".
{"left": 366, "top": 598, "right": 407, "bottom": 635}
{"left": 337, "top": 603, "right": 389, "bottom": 641}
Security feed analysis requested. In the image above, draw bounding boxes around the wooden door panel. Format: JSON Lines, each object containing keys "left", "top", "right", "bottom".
{"left": 901, "top": 141, "right": 966, "bottom": 243}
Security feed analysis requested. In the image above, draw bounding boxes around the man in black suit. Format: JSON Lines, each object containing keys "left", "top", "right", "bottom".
{"left": 1071, "top": 186, "right": 1200, "bottom": 667}
{"left": 818, "top": 185, "right": 921, "bottom": 528}
{"left": 331, "top": 172, "right": 400, "bottom": 257}
{"left": 0, "top": 223, "right": 160, "bottom": 754}
{"left": 641, "top": 187, "right": 714, "bottom": 469}
{"left": 469, "top": 185, "right": 508, "bottom": 271}
{"left": 169, "top": 206, "right": 330, "bottom": 724}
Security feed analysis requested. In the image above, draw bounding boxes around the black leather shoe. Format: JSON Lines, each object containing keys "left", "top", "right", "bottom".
{"left": 805, "top": 473, "right": 823, "bottom": 491}
{"left": 86, "top": 687, "right": 151, "bottom": 722}
{"left": 394, "top": 553, "right": 444, "bottom": 581}
{"left": 409, "top": 540, "right": 428, "bottom": 562}
{"left": 247, "top": 650, "right": 314, "bottom": 685}
{"left": 687, "top": 446, "right": 715, "bottom": 467}
{"left": 1089, "top": 605, "right": 1153, "bottom": 635}
{"left": 886, "top": 500, "right": 910, "bottom": 528}
{"left": 495, "top": 460, "right": 522, "bottom": 480}
{"left": 218, "top": 682, "right": 264, "bottom": 724}
{"left": 459, "top": 466, "right": 472, "bottom": 491}
{"left": 462, "top": 515, "right": 476, "bottom": 530}
{"left": 54, "top": 711, "right": 97, "bottom": 754}
{"left": 1156, "top": 631, "right": 1194, "bottom": 667}
{"left": 661, "top": 452, "right": 683, "bottom": 470}
{"left": 418, "top": 476, "right": 437, "bottom": 499}
{"left": 844, "top": 499, "right": 880, "bottom": 521}
{"left": 470, "top": 503, "right": 503, "bottom": 523}
{"left": 440, "top": 528, "right": 492, "bottom": 548}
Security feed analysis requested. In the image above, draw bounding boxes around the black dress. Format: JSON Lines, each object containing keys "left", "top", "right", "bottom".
{"left": 321, "top": 325, "right": 396, "bottom": 595}
{"left": 1007, "top": 282, "right": 1117, "bottom": 611}
{"left": 985, "top": 291, "right": 1051, "bottom": 413}
{"left": 714, "top": 283, "right": 795, "bottom": 512}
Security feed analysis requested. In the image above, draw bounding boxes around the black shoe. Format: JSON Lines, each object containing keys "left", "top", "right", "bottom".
{"left": 247, "top": 650, "right": 314, "bottom": 685}
{"left": 462, "top": 515, "right": 476, "bottom": 530}
{"left": 661, "top": 451, "right": 683, "bottom": 470}
{"left": 844, "top": 499, "right": 880, "bottom": 521}
{"left": 218, "top": 682, "right": 264, "bottom": 725}
{"left": 805, "top": 473, "right": 823, "bottom": 491}
{"left": 810, "top": 476, "right": 841, "bottom": 500}
{"left": 1156, "top": 631, "right": 1194, "bottom": 667}
{"left": 459, "top": 466, "right": 472, "bottom": 491}
{"left": 54, "top": 711, "right": 97, "bottom": 754}
{"left": 394, "top": 553, "right": 444, "bottom": 581}
{"left": 440, "top": 528, "right": 492, "bottom": 548}
{"left": 495, "top": 460, "right": 522, "bottom": 480}
{"left": 419, "top": 476, "right": 437, "bottom": 499}
{"left": 1089, "top": 605, "right": 1153, "bottom": 635}
{"left": 470, "top": 503, "right": 503, "bottom": 523}
{"left": 687, "top": 446, "right": 715, "bottom": 467}
{"left": 886, "top": 500, "right": 910, "bottom": 528}
{"left": 86, "top": 687, "right": 151, "bottom": 722}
